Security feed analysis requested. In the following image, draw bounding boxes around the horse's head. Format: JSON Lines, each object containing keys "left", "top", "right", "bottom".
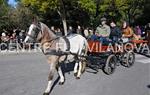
{"left": 24, "top": 22, "right": 42, "bottom": 43}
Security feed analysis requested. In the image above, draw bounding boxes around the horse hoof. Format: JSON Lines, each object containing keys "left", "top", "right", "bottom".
{"left": 59, "top": 82, "right": 64, "bottom": 85}
{"left": 76, "top": 77, "right": 80, "bottom": 80}
{"left": 74, "top": 73, "right": 77, "bottom": 77}
{"left": 43, "top": 93, "right": 49, "bottom": 95}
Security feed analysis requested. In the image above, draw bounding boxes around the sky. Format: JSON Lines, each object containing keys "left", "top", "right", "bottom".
{"left": 8, "top": 0, "right": 17, "bottom": 7}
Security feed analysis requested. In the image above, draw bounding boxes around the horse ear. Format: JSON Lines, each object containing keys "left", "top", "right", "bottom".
{"left": 32, "top": 16, "right": 38, "bottom": 25}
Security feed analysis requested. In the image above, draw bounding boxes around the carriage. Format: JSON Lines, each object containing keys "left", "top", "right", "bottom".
{"left": 24, "top": 22, "right": 149, "bottom": 94}
{"left": 86, "top": 39, "right": 148, "bottom": 75}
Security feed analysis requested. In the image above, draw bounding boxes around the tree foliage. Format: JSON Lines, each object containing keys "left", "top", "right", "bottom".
{"left": 0, "top": 0, "right": 10, "bottom": 30}
{"left": 0, "top": 1, "right": 34, "bottom": 33}
{"left": 0, "top": 0, "right": 150, "bottom": 33}
{"left": 9, "top": 3, "right": 35, "bottom": 30}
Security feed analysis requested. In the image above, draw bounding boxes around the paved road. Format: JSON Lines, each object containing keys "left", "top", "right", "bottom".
{"left": 0, "top": 52, "right": 149, "bottom": 95}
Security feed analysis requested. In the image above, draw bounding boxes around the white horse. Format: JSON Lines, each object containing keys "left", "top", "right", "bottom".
{"left": 24, "top": 21, "right": 88, "bottom": 95}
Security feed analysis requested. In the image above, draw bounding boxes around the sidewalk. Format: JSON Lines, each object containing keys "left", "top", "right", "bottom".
{"left": 0, "top": 49, "right": 42, "bottom": 55}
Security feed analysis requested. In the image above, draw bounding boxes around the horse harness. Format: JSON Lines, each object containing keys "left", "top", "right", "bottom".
{"left": 26, "top": 22, "right": 75, "bottom": 58}
{"left": 42, "top": 36, "right": 71, "bottom": 56}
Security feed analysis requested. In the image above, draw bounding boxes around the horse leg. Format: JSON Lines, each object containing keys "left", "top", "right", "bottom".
{"left": 57, "top": 66, "right": 65, "bottom": 85}
{"left": 73, "top": 62, "right": 79, "bottom": 77}
{"left": 43, "top": 63, "right": 56, "bottom": 95}
{"left": 81, "top": 59, "right": 87, "bottom": 74}
{"left": 76, "top": 61, "right": 82, "bottom": 79}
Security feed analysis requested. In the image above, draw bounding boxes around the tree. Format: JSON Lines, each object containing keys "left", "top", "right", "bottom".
{"left": 21, "top": 0, "right": 69, "bottom": 35}
{"left": 136, "top": 0, "right": 150, "bottom": 25}
{"left": 0, "top": 0, "right": 12, "bottom": 32}
{"left": 0, "top": 0, "right": 148, "bottom": 34}
{"left": 9, "top": 3, "right": 35, "bottom": 30}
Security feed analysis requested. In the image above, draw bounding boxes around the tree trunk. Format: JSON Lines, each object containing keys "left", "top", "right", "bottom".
{"left": 62, "top": 18, "right": 67, "bottom": 36}
{"left": 95, "top": 0, "right": 100, "bottom": 17}
{"left": 127, "top": 9, "right": 131, "bottom": 24}
{"left": 59, "top": 0, "right": 67, "bottom": 36}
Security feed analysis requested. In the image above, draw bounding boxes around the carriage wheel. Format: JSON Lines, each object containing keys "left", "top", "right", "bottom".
{"left": 103, "top": 54, "right": 117, "bottom": 75}
{"left": 121, "top": 51, "right": 135, "bottom": 68}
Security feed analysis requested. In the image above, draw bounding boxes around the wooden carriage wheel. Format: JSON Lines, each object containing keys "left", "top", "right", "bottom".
{"left": 103, "top": 54, "right": 117, "bottom": 75}
{"left": 121, "top": 51, "right": 135, "bottom": 68}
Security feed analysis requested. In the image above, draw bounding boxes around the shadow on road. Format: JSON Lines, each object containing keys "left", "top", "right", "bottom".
{"left": 48, "top": 62, "right": 75, "bottom": 95}
{"left": 49, "top": 77, "right": 60, "bottom": 94}
{"left": 48, "top": 61, "right": 103, "bottom": 94}
{"left": 147, "top": 85, "right": 150, "bottom": 89}
{"left": 139, "top": 53, "right": 150, "bottom": 58}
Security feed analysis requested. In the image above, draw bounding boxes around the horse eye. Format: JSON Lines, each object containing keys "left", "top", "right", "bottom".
{"left": 33, "top": 28, "right": 37, "bottom": 31}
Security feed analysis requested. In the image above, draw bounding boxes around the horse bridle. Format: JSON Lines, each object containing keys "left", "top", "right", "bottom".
{"left": 26, "top": 22, "right": 42, "bottom": 41}
{"left": 26, "top": 22, "right": 61, "bottom": 50}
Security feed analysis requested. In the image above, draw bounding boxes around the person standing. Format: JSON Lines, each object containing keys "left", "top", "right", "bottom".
{"left": 67, "top": 26, "right": 74, "bottom": 35}
{"left": 77, "top": 26, "right": 82, "bottom": 35}
{"left": 55, "top": 28, "right": 63, "bottom": 36}
{"left": 83, "top": 28, "right": 89, "bottom": 39}
{"left": 1, "top": 32, "right": 9, "bottom": 50}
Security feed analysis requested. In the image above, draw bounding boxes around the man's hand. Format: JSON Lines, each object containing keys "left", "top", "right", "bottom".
{"left": 95, "top": 33, "right": 101, "bottom": 36}
{"left": 101, "top": 34, "right": 108, "bottom": 37}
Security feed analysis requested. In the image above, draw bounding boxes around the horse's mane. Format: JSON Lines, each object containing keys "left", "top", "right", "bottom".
{"left": 40, "top": 22, "right": 57, "bottom": 40}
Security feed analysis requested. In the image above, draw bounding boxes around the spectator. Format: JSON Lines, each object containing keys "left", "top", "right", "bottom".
{"left": 55, "top": 28, "right": 63, "bottom": 36}
{"left": 10, "top": 32, "right": 17, "bottom": 43}
{"left": 83, "top": 28, "right": 89, "bottom": 39}
{"left": 77, "top": 25, "right": 83, "bottom": 35}
{"left": 141, "top": 26, "right": 146, "bottom": 38}
{"left": 50, "top": 26, "right": 55, "bottom": 33}
{"left": 19, "top": 30, "right": 26, "bottom": 43}
{"left": 1, "top": 32, "right": 9, "bottom": 42}
{"left": 1, "top": 32, "right": 9, "bottom": 50}
{"left": 67, "top": 26, "right": 74, "bottom": 35}
{"left": 88, "top": 29, "right": 94, "bottom": 38}
{"left": 14, "top": 28, "right": 21, "bottom": 43}
{"left": 134, "top": 25, "right": 142, "bottom": 39}
{"left": 145, "top": 23, "right": 150, "bottom": 47}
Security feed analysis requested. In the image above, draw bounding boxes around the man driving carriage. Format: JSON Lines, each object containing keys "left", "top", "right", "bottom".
{"left": 90, "top": 18, "right": 122, "bottom": 45}
{"left": 90, "top": 17, "right": 111, "bottom": 44}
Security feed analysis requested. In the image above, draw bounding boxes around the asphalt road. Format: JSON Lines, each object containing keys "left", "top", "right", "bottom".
{"left": 0, "top": 52, "right": 149, "bottom": 95}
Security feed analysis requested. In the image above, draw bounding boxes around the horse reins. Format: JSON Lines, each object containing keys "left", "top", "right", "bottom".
{"left": 41, "top": 37, "right": 60, "bottom": 46}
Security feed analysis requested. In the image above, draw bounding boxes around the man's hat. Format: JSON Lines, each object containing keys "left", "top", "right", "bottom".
{"left": 100, "top": 17, "right": 107, "bottom": 21}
